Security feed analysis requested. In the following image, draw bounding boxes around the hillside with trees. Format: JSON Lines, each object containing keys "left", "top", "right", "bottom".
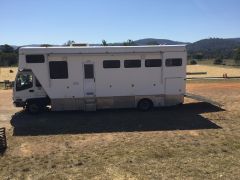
{"left": 234, "top": 48, "right": 240, "bottom": 65}
{"left": 187, "top": 38, "right": 240, "bottom": 59}
{"left": 0, "top": 45, "right": 18, "bottom": 66}
{"left": 133, "top": 38, "right": 188, "bottom": 45}
{"left": 1, "top": 38, "right": 240, "bottom": 67}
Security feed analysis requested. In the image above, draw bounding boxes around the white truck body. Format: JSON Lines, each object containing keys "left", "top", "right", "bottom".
{"left": 13, "top": 45, "right": 187, "bottom": 112}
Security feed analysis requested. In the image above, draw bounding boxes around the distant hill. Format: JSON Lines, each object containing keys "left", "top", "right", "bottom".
{"left": 228, "top": 38, "right": 240, "bottom": 42}
{"left": 133, "top": 38, "right": 188, "bottom": 45}
{"left": 91, "top": 38, "right": 189, "bottom": 46}
{"left": 187, "top": 38, "right": 240, "bottom": 58}
{"left": 134, "top": 38, "right": 240, "bottom": 59}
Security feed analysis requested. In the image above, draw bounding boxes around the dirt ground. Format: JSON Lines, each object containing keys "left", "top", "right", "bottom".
{"left": 1, "top": 80, "right": 240, "bottom": 179}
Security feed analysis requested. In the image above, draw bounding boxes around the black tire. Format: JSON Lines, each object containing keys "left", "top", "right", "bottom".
{"left": 137, "top": 99, "right": 153, "bottom": 111}
{"left": 26, "top": 103, "right": 42, "bottom": 114}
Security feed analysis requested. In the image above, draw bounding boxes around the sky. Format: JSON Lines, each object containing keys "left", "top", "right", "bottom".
{"left": 1, "top": 0, "right": 240, "bottom": 45}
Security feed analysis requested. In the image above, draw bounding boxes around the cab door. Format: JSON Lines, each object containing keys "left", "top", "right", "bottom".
{"left": 14, "top": 72, "right": 35, "bottom": 101}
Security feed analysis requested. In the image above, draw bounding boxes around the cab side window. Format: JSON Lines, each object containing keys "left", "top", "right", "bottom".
{"left": 35, "top": 78, "right": 42, "bottom": 87}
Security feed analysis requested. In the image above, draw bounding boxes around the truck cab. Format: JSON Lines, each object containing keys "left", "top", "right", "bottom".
{"left": 13, "top": 70, "right": 49, "bottom": 113}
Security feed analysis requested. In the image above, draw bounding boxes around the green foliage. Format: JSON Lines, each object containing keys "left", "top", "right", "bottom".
{"left": 64, "top": 40, "right": 75, "bottom": 46}
{"left": 0, "top": 52, "right": 18, "bottom": 66}
{"left": 192, "top": 53, "right": 203, "bottom": 60}
{"left": 190, "top": 60, "right": 197, "bottom": 65}
{"left": 102, "top": 40, "right": 108, "bottom": 46}
{"left": 40, "top": 44, "right": 52, "bottom": 47}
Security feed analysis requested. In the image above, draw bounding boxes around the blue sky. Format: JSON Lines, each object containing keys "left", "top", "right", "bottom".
{"left": 1, "top": 0, "right": 240, "bottom": 45}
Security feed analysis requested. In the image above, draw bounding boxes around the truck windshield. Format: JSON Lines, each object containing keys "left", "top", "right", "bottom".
{"left": 16, "top": 73, "right": 33, "bottom": 91}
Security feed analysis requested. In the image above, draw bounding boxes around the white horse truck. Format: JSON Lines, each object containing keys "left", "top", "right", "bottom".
{"left": 13, "top": 45, "right": 187, "bottom": 113}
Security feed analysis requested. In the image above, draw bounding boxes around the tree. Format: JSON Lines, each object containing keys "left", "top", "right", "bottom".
{"left": 0, "top": 52, "right": 18, "bottom": 66}
{"left": 102, "top": 40, "right": 108, "bottom": 46}
{"left": 193, "top": 53, "right": 203, "bottom": 60}
{"left": 40, "top": 44, "right": 52, "bottom": 47}
{"left": 123, "top": 39, "right": 136, "bottom": 46}
{"left": 190, "top": 60, "right": 197, "bottom": 65}
{"left": 234, "top": 48, "right": 240, "bottom": 65}
{"left": 64, "top": 40, "right": 75, "bottom": 46}
{"left": 213, "top": 58, "right": 223, "bottom": 65}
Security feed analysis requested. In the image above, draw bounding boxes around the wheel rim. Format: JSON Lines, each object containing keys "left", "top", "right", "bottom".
{"left": 139, "top": 100, "right": 151, "bottom": 110}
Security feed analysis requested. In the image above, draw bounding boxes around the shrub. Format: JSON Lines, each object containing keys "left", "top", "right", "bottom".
{"left": 190, "top": 60, "right": 197, "bottom": 65}
{"left": 234, "top": 48, "right": 240, "bottom": 65}
{"left": 213, "top": 59, "right": 223, "bottom": 65}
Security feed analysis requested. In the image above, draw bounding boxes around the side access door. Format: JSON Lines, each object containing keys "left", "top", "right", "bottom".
{"left": 83, "top": 63, "right": 96, "bottom": 111}
{"left": 83, "top": 63, "right": 96, "bottom": 97}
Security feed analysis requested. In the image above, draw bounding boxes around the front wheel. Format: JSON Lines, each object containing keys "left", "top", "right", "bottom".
{"left": 137, "top": 99, "right": 153, "bottom": 111}
{"left": 26, "top": 103, "right": 42, "bottom": 114}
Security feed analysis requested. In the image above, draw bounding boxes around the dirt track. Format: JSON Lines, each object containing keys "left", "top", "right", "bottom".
{"left": 1, "top": 80, "right": 240, "bottom": 179}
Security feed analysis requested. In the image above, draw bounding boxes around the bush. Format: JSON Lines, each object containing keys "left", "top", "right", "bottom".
{"left": 213, "top": 59, "right": 223, "bottom": 65}
{"left": 190, "top": 60, "right": 197, "bottom": 65}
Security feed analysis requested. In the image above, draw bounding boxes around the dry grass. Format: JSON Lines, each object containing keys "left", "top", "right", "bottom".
{"left": 0, "top": 67, "right": 17, "bottom": 82}
{"left": 187, "top": 65, "right": 240, "bottom": 78}
{"left": 1, "top": 80, "right": 240, "bottom": 179}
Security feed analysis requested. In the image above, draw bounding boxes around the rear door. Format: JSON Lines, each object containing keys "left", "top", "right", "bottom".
{"left": 163, "top": 51, "right": 186, "bottom": 95}
{"left": 165, "top": 78, "right": 185, "bottom": 95}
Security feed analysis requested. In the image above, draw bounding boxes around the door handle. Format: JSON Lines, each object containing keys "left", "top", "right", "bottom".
{"left": 29, "top": 90, "right": 34, "bottom": 92}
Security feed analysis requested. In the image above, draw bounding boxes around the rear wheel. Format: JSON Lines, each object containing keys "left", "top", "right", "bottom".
{"left": 137, "top": 99, "right": 153, "bottom": 111}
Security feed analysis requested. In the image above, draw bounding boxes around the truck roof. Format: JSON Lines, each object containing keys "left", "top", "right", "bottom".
{"left": 19, "top": 45, "right": 186, "bottom": 55}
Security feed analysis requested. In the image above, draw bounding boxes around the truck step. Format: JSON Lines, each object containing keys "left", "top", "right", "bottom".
{"left": 84, "top": 98, "right": 96, "bottom": 111}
